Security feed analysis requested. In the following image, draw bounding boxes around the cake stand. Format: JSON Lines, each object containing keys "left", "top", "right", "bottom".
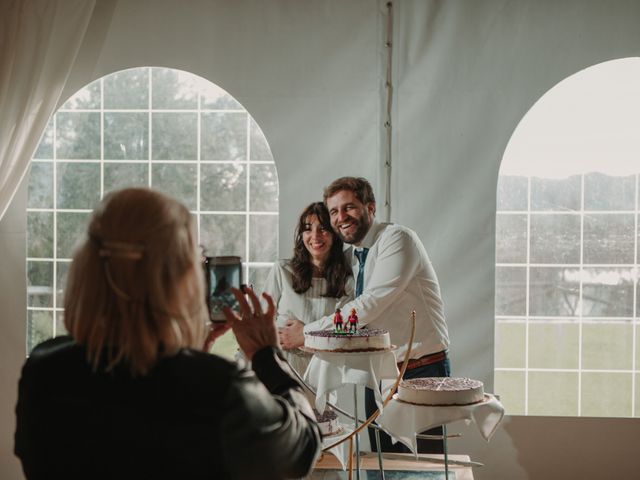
{"left": 377, "top": 393, "right": 505, "bottom": 477}
{"left": 302, "top": 347, "right": 399, "bottom": 480}
{"left": 319, "top": 425, "right": 353, "bottom": 471}
{"left": 290, "top": 312, "right": 417, "bottom": 480}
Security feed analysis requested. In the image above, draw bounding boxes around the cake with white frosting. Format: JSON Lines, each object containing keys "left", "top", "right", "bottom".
{"left": 314, "top": 408, "right": 340, "bottom": 436}
{"left": 397, "top": 377, "right": 484, "bottom": 406}
{"left": 304, "top": 328, "right": 391, "bottom": 352}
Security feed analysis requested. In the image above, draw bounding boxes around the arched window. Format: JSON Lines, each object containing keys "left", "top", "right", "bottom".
{"left": 495, "top": 58, "right": 639, "bottom": 418}
{"left": 26, "top": 67, "right": 278, "bottom": 358}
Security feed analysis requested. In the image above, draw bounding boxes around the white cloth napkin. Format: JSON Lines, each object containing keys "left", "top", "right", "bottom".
{"left": 377, "top": 394, "right": 505, "bottom": 455}
{"left": 303, "top": 350, "right": 400, "bottom": 412}
{"left": 321, "top": 425, "right": 353, "bottom": 471}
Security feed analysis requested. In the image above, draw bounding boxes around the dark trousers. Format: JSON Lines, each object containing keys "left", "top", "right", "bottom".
{"left": 365, "top": 356, "right": 451, "bottom": 454}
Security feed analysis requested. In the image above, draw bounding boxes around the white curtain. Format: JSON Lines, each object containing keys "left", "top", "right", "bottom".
{"left": 0, "top": 0, "right": 96, "bottom": 220}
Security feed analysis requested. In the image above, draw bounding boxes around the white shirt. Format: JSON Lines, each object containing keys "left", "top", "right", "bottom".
{"left": 303, "top": 220, "right": 450, "bottom": 361}
{"left": 264, "top": 259, "right": 353, "bottom": 372}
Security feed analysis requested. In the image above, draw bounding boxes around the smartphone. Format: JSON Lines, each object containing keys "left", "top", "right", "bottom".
{"left": 203, "top": 255, "right": 242, "bottom": 323}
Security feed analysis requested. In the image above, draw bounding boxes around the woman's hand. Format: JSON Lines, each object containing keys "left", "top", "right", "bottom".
{"left": 203, "top": 322, "right": 232, "bottom": 352}
{"left": 223, "top": 287, "right": 279, "bottom": 360}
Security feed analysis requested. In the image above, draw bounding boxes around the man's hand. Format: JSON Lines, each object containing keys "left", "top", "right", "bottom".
{"left": 279, "top": 319, "right": 305, "bottom": 350}
{"left": 222, "top": 287, "right": 279, "bottom": 360}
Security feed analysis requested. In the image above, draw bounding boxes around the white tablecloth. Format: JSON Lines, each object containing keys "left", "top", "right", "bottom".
{"left": 303, "top": 349, "right": 399, "bottom": 412}
{"left": 321, "top": 425, "right": 353, "bottom": 470}
{"left": 377, "top": 394, "right": 505, "bottom": 455}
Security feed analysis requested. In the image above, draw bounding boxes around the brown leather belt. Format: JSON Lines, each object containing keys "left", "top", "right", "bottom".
{"left": 398, "top": 350, "right": 448, "bottom": 371}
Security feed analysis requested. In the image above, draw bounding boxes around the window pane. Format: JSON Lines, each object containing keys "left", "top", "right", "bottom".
{"left": 250, "top": 118, "right": 273, "bottom": 161}
{"left": 57, "top": 163, "right": 101, "bottom": 209}
{"left": 528, "top": 322, "right": 578, "bottom": 369}
{"left": 494, "top": 371, "right": 525, "bottom": 415}
{"left": 151, "top": 163, "right": 197, "bottom": 210}
{"left": 208, "top": 329, "right": 239, "bottom": 360}
{"left": 528, "top": 372, "right": 578, "bottom": 416}
{"left": 104, "top": 163, "right": 149, "bottom": 191}
{"left": 200, "top": 164, "right": 246, "bottom": 211}
{"left": 200, "top": 214, "right": 246, "bottom": 259}
{"left": 201, "top": 112, "right": 247, "bottom": 160}
{"left": 104, "top": 69, "right": 148, "bottom": 109}
{"left": 531, "top": 176, "right": 581, "bottom": 211}
{"left": 495, "top": 321, "right": 525, "bottom": 368}
{"left": 529, "top": 214, "right": 580, "bottom": 264}
{"left": 250, "top": 164, "right": 278, "bottom": 212}
{"left": 27, "top": 212, "right": 53, "bottom": 258}
{"left": 529, "top": 267, "right": 579, "bottom": 317}
{"left": 583, "top": 214, "right": 634, "bottom": 264}
{"left": 33, "top": 119, "right": 53, "bottom": 159}
{"left": 249, "top": 215, "right": 277, "bottom": 262}
{"left": 27, "top": 67, "right": 278, "bottom": 364}
{"left": 56, "top": 112, "right": 100, "bottom": 159}
{"left": 152, "top": 113, "right": 197, "bottom": 160}
{"left": 584, "top": 173, "right": 635, "bottom": 211}
{"left": 27, "top": 310, "right": 54, "bottom": 353}
{"left": 582, "top": 323, "right": 632, "bottom": 370}
{"left": 581, "top": 267, "right": 634, "bottom": 317}
{"left": 56, "top": 310, "right": 67, "bottom": 336}
{"left": 581, "top": 372, "right": 632, "bottom": 417}
{"left": 27, "top": 162, "right": 53, "bottom": 209}
{"left": 152, "top": 68, "right": 198, "bottom": 109}
{"left": 104, "top": 112, "right": 148, "bottom": 160}
{"left": 201, "top": 86, "right": 243, "bottom": 110}
{"left": 495, "top": 266, "right": 526, "bottom": 316}
{"left": 636, "top": 374, "right": 640, "bottom": 418}
{"left": 249, "top": 266, "right": 272, "bottom": 292}
{"left": 497, "top": 175, "right": 528, "bottom": 211}
{"left": 56, "top": 261, "right": 70, "bottom": 306}
{"left": 637, "top": 329, "right": 640, "bottom": 377}
{"left": 56, "top": 212, "right": 90, "bottom": 259}
{"left": 495, "top": 214, "right": 527, "bottom": 263}
{"left": 61, "top": 80, "right": 101, "bottom": 110}
{"left": 27, "top": 261, "right": 53, "bottom": 308}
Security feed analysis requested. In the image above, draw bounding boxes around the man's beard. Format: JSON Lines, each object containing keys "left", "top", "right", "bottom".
{"left": 336, "top": 213, "right": 371, "bottom": 244}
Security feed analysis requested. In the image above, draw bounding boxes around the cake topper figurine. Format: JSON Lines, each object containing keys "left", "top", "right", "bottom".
{"left": 347, "top": 308, "right": 358, "bottom": 332}
{"left": 333, "top": 308, "right": 344, "bottom": 333}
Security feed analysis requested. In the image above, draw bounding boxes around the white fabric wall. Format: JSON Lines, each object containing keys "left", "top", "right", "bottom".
{"left": 2, "top": 1, "right": 640, "bottom": 478}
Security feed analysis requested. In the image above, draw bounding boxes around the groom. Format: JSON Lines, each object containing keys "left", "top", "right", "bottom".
{"left": 280, "top": 176, "right": 450, "bottom": 453}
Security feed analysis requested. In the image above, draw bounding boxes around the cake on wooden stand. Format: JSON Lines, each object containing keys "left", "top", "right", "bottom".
{"left": 397, "top": 377, "right": 484, "bottom": 406}
{"left": 303, "top": 308, "right": 391, "bottom": 352}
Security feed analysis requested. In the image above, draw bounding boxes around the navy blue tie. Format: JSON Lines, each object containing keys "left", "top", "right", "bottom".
{"left": 354, "top": 248, "right": 369, "bottom": 297}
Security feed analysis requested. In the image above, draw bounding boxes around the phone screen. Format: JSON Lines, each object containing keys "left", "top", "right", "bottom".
{"left": 203, "top": 256, "right": 242, "bottom": 322}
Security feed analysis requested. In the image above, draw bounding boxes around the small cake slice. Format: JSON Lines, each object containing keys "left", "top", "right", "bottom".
{"left": 313, "top": 408, "right": 340, "bottom": 436}
{"left": 397, "top": 377, "right": 484, "bottom": 406}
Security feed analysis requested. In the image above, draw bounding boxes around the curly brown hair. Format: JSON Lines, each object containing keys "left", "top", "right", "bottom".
{"left": 323, "top": 176, "right": 376, "bottom": 213}
{"left": 291, "top": 202, "right": 351, "bottom": 297}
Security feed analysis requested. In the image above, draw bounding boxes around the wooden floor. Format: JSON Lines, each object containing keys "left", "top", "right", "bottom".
{"left": 311, "top": 452, "right": 474, "bottom": 479}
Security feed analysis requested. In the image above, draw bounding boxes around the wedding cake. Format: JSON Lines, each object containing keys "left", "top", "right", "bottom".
{"left": 397, "top": 377, "right": 484, "bottom": 406}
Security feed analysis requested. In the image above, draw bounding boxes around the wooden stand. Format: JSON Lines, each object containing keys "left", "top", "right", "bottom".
{"left": 313, "top": 452, "right": 475, "bottom": 479}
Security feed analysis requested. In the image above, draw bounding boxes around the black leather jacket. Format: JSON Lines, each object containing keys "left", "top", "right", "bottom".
{"left": 15, "top": 336, "right": 321, "bottom": 479}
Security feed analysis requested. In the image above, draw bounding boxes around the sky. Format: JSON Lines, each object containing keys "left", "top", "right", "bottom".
{"left": 501, "top": 57, "right": 640, "bottom": 179}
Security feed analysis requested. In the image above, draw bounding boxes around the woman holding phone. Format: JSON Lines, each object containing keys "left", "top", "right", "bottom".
{"left": 15, "top": 188, "right": 320, "bottom": 480}
{"left": 265, "top": 202, "right": 353, "bottom": 375}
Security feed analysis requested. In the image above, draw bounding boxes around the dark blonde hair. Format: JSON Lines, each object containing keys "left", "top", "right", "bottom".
{"left": 64, "top": 188, "right": 207, "bottom": 376}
